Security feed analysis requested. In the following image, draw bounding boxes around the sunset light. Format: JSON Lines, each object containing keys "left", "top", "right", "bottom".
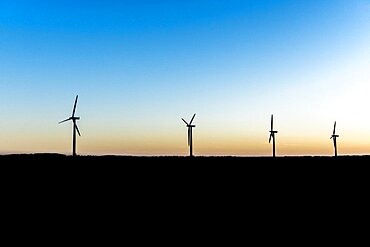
{"left": 1, "top": 0, "right": 370, "bottom": 157}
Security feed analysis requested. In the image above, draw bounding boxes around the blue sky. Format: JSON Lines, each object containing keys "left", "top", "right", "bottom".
{"left": 0, "top": 0, "right": 370, "bottom": 155}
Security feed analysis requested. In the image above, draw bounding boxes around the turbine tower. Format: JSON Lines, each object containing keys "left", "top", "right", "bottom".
{"left": 269, "top": 114, "right": 278, "bottom": 157}
{"left": 182, "top": 114, "right": 196, "bottom": 157}
{"left": 330, "top": 121, "right": 339, "bottom": 157}
{"left": 59, "top": 95, "right": 81, "bottom": 156}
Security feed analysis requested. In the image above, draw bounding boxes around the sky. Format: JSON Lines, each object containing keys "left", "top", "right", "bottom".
{"left": 1, "top": 0, "right": 370, "bottom": 156}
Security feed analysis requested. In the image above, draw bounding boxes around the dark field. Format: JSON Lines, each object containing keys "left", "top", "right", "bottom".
{"left": 1, "top": 153, "right": 369, "bottom": 181}
{"left": 2, "top": 154, "right": 369, "bottom": 188}
{"left": 1, "top": 153, "right": 368, "bottom": 210}
{"left": 1, "top": 153, "right": 368, "bottom": 224}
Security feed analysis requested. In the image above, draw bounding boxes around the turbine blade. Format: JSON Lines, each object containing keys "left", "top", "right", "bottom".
{"left": 58, "top": 118, "right": 71, "bottom": 124}
{"left": 271, "top": 114, "right": 273, "bottom": 131}
{"left": 269, "top": 133, "right": 272, "bottom": 143}
{"left": 75, "top": 124, "right": 81, "bottom": 136}
{"left": 189, "top": 114, "right": 196, "bottom": 125}
{"left": 333, "top": 121, "right": 336, "bottom": 135}
{"left": 72, "top": 95, "right": 78, "bottom": 117}
{"left": 182, "top": 118, "right": 189, "bottom": 125}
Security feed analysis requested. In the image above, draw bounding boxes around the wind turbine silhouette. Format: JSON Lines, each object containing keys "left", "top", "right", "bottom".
{"left": 330, "top": 121, "right": 339, "bottom": 157}
{"left": 182, "top": 114, "right": 196, "bottom": 157}
{"left": 59, "top": 95, "right": 81, "bottom": 156}
{"left": 269, "top": 114, "right": 278, "bottom": 157}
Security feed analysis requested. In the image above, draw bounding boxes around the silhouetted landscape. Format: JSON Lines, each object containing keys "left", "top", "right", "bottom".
{"left": 2, "top": 153, "right": 368, "bottom": 203}
{"left": 3, "top": 2, "right": 370, "bottom": 223}
{"left": 2, "top": 153, "right": 370, "bottom": 165}
{"left": 0, "top": 153, "right": 370, "bottom": 168}
{"left": 0, "top": 153, "right": 370, "bottom": 176}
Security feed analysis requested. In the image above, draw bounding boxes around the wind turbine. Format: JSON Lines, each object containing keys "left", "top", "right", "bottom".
{"left": 59, "top": 95, "right": 81, "bottom": 156}
{"left": 182, "top": 114, "right": 196, "bottom": 157}
{"left": 269, "top": 114, "right": 278, "bottom": 157}
{"left": 330, "top": 121, "right": 339, "bottom": 157}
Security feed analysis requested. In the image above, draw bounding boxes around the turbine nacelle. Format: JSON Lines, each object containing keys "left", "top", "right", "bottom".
{"left": 59, "top": 116, "right": 80, "bottom": 123}
{"left": 330, "top": 121, "right": 338, "bottom": 139}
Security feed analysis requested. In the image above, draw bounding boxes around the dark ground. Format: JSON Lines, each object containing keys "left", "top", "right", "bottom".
{"left": 1, "top": 153, "right": 369, "bottom": 182}
{"left": 2, "top": 154, "right": 368, "bottom": 206}
{"left": 2, "top": 153, "right": 369, "bottom": 193}
{"left": 1, "top": 153, "right": 368, "bottom": 236}
{"left": 2, "top": 153, "right": 367, "bottom": 206}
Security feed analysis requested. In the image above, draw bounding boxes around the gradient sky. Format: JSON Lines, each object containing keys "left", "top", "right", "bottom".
{"left": 1, "top": 0, "right": 370, "bottom": 156}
